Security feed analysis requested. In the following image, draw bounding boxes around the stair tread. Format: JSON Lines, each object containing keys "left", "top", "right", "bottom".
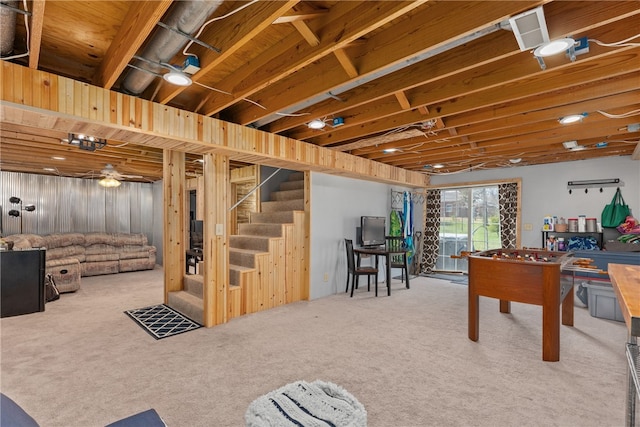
{"left": 229, "top": 264, "right": 255, "bottom": 272}
{"left": 230, "top": 247, "right": 266, "bottom": 255}
{"left": 170, "top": 290, "right": 202, "bottom": 301}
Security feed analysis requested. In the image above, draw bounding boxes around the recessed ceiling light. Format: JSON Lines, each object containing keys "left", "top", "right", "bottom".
{"left": 433, "top": 164, "right": 444, "bottom": 169}
{"left": 52, "top": 156, "right": 66, "bottom": 160}
{"left": 562, "top": 140, "right": 578, "bottom": 149}
{"left": 43, "top": 167, "right": 56, "bottom": 172}
{"left": 308, "top": 119, "right": 326, "bottom": 129}
{"left": 534, "top": 38, "right": 575, "bottom": 57}
{"left": 383, "top": 148, "right": 398, "bottom": 153}
{"left": 509, "top": 158, "right": 522, "bottom": 164}
{"left": 559, "top": 113, "right": 587, "bottom": 125}
{"left": 163, "top": 71, "right": 192, "bottom": 86}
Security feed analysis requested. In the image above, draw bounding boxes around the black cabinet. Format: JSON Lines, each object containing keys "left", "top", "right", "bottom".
{"left": 0, "top": 249, "right": 46, "bottom": 318}
{"left": 541, "top": 231, "right": 604, "bottom": 250}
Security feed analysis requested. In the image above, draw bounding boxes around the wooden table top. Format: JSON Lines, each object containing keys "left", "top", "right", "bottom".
{"left": 608, "top": 263, "right": 640, "bottom": 337}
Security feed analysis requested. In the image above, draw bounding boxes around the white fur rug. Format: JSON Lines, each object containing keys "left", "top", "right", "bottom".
{"left": 245, "top": 380, "right": 367, "bottom": 427}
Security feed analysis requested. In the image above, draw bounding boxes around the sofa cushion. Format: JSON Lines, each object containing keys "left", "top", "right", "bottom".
{"left": 44, "top": 233, "right": 85, "bottom": 248}
{"left": 85, "top": 253, "right": 120, "bottom": 262}
{"left": 85, "top": 244, "right": 117, "bottom": 255}
{"left": 119, "top": 251, "right": 152, "bottom": 260}
{"left": 82, "top": 260, "right": 119, "bottom": 276}
{"left": 84, "top": 232, "right": 115, "bottom": 246}
{"left": 4, "top": 234, "right": 46, "bottom": 249}
{"left": 119, "top": 257, "right": 156, "bottom": 272}
{"left": 113, "top": 233, "right": 148, "bottom": 246}
{"left": 46, "top": 245, "right": 85, "bottom": 261}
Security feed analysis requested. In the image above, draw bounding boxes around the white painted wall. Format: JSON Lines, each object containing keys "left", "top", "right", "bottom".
{"left": 147, "top": 157, "right": 637, "bottom": 300}
{"left": 309, "top": 172, "right": 404, "bottom": 299}
{"left": 429, "top": 156, "right": 640, "bottom": 248}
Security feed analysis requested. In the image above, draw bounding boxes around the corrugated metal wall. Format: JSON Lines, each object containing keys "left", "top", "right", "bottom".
{"left": 0, "top": 172, "right": 157, "bottom": 248}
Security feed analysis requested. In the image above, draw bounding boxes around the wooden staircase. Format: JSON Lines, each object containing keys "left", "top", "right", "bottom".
{"left": 168, "top": 172, "right": 307, "bottom": 324}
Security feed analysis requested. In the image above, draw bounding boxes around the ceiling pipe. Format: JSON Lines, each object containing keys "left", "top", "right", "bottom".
{"left": 121, "top": 0, "right": 223, "bottom": 95}
{"left": 0, "top": 1, "right": 18, "bottom": 56}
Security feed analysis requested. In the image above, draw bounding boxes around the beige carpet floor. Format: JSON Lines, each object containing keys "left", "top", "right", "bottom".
{"left": 0, "top": 268, "right": 630, "bottom": 427}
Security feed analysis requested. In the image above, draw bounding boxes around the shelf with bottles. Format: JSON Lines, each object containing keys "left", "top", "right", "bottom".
{"left": 541, "top": 231, "right": 603, "bottom": 251}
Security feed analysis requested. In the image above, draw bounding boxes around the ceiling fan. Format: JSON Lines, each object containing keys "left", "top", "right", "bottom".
{"left": 100, "top": 164, "right": 143, "bottom": 180}
{"left": 97, "top": 164, "right": 143, "bottom": 187}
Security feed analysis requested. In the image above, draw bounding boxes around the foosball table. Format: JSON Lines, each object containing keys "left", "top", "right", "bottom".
{"left": 467, "top": 248, "right": 605, "bottom": 362}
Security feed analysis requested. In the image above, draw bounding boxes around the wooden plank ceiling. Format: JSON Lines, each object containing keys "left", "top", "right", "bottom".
{"left": 1, "top": 0, "right": 638, "bottom": 183}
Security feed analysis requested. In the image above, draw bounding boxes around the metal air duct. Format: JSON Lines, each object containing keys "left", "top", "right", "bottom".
{"left": 121, "top": 0, "right": 223, "bottom": 95}
{"left": 0, "top": 1, "right": 18, "bottom": 56}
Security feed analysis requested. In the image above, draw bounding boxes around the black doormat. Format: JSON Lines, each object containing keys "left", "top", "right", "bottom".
{"left": 125, "top": 304, "right": 201, "bottom": 339}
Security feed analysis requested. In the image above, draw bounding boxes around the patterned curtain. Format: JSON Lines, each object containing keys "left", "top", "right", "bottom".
{"left": 420, "top": 189, "right": 441, "bottom": 274}
{"left": 498, "top": 182, "right": 518, "bottom": 248}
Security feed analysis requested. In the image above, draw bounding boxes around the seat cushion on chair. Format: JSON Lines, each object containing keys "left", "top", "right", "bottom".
{"left": 106, "top": 409, "right": 166, "bottom": 427}
{"left": 1, "top": 393, "right": 40, "bottom": 427}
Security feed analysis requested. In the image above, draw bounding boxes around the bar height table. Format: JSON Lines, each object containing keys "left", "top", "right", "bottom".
{"left": 608, "top": 263, "right": 640, "bottom": 427}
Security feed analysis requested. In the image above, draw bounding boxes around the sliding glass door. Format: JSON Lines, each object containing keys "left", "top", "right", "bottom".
{"left": 436, "top": 186, "right": 500, "bottom": 273}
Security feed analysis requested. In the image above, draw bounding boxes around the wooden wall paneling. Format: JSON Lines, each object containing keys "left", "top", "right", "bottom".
{"left": 271, "top": 237, "right": 286, "bottom": 307}
{"left": 239, "top": 269, "right": 254, "bottom": 316}
{"left": 163, "top": 149, "right": 186, "bottom": 301}
{"left": 302, "top": 171, "right": 311, "bottom": 300}
{"left": 196, "top": 176, "right": 205, "bottom": 221}
{"left": 296, "top": 210, "right": 308, "bottom": 301}
{"left": 228, "top": 285, "right": 242, "bottom": 320}
{"left": 255, "top": 253, "right": 268, "bottom": 312}
{"left": 244, "top": 268, "right": 257, "bottom": 314}
{"left": 1, "top": 62, "right": 429, "bottom": 189}
{"left": 283, "top": 223, "right": 294, "bottom": 304}
{"left": 202, "top": 153, "right": 229, "bottom": 327}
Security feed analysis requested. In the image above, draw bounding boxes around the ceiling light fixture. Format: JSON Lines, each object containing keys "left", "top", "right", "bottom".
{"left": 68, "top": 133, "right": 107, "bottom": 151}
{"left": 163, "top": 70, "right": 192, "bottom": 86}
{"left": 307, "top": 119, "right": 326, "bottom": 130}
{"left": 51, "top": 156, "right": 66, "bottom": 160}
{"left": 509, "top": 158, "right": 522, "bottom": 164}
{"left": 383, "top": 148, "right": 398, "bottom": 153}
{"left": 558, "top": 113, "right": 587, "bottom": 125}
{"left": 98, "top": 177, "right": 122, "bottom": 188}
{"left": 562, "top": 140, "right": 578, "bottom": 149}
{"left": 534, "top": 37, "right": 575, "bottom": 57}
{"left": 433, "top": 164, "right": 445, "bottom": 169}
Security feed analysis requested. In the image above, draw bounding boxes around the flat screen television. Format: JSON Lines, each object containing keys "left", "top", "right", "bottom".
{"left": 360, "top": 216, "right": 386, "bottom": 247}
{"left": 190, "top": 220, "right": 203, "bottom": 249}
